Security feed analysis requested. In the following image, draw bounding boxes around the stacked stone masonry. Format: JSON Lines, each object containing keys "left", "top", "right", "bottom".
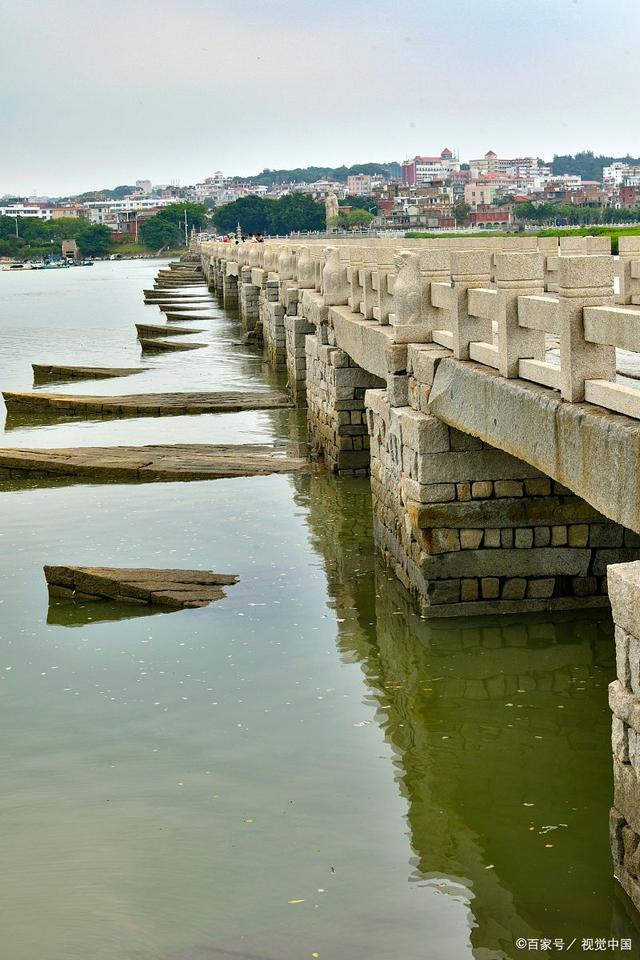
{"left": 366, "top": 382, "right": 640, "bottom": 617}
{"left": 238, "top": 266, "right": 260, "bottom": 333}
{"left": 306, "top": 331, "right": 383, "bottom": 476}
{"left": 609, "top": 563, "right": 640, "bottom": 913}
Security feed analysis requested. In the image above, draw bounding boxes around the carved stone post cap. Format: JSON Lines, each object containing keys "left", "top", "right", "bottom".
{"left": 619, "top": 237, "right": 640, "bottom": 255}
{"left": 495, "top": 252, "right": 544, "bottom": 284}
{"left": 416, "top": 249, "right": 450, "bottom": 272}
{"left": 558, "top": 254, "right": 613, "bottom": 292}
{"left": 450, "top": 249, "right": 492, "bottom": 281}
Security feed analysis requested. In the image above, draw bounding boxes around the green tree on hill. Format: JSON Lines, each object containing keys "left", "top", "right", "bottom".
{"left": 77, "top": 224, "right": 112, "bottom": 257}
{"left": 211, "top": 194, "right": 325, "bottom": 235}
{"left": 139, "top": 203, "right": 208, "bottom": 250}
{"left": 267, "top": 194, "right": 325, "bottom": 234}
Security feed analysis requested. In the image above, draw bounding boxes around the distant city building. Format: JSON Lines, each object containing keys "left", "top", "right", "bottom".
{"left": 82, "top": 196, "right": 174, "bottom": 228}
{"left": 135, "top": 179, "right": 152, "bottom": 194}
{"left": 346, "top": 173, "right": 374, "bottom": 196}
{"left": 0, "top": 203, "right": 53, "bottom": 221}
{"left": 469, "top": 151, "right": 550, "bottom": 180}
{"left": 401, "top": 149, "right": 460, "bottom": 186}
{"left": 602, "top": 162, "right": 640, "bottom": 187}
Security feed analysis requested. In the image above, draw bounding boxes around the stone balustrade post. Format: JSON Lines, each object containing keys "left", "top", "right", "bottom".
{"left": 348, "top": 246, "right": 365, "bottom": 314}
{"left": 263, "top": 244, "right": 280, "bottom": 274}
{"left": 277, "top": 246, "right": 296, "bottom": 282}
{"left": 450, "top": 251, "right": 493, "bottom": 360}
{"left": 618, "top": 238, "right": 640, "bottom": 306}
{"left": 558, "top": 255, "right": 615, "bottom": 403}
{"left": 322, "top": 246, "right": 350, "bottom": 306}
{"left": 608, "top": 561, "right": 640, "bottom": 913}
{"left": 296, "top": 246, "right": 315, "bottom": 289}
{"left": 360, "top": 247, "right": 378, "bottom": 319}
{"left": 496, "top": 252, "right": 545, "bottom": 378}
{"left": 391, "top": 250, "right": 450, "bottom": 344}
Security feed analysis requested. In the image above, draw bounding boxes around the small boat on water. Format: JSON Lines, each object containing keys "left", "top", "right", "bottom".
{"left": 3, "top": 262, "right": 33, "bottom": 271}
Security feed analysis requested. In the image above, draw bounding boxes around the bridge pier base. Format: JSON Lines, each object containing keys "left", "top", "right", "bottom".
{"left": 608, "top": 563, "right": 640, "bottom": 912}
{"left": 238, "top": 267, "right": 260, "bottom": 335}
{"left": 366, "top": 383, "right": 638, "bottom": 617}
{"left": 305, "top": 326, "right": 383, "bottom": 476}
{"left": 222, "top": 271, "right": 238, "bottom": 311}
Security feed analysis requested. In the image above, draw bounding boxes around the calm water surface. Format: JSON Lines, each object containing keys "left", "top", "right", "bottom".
{"left": 0, "top": 261, "right": 638, "bottom": 960}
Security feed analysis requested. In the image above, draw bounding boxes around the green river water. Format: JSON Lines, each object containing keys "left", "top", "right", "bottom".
{"left": 0, "top": 259, "right": 638, "bottom": 960}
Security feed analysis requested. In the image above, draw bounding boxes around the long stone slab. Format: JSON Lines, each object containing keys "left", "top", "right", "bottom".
{"left": 427, "top": 358, "right": 640, "bottom": 534}
{"left": 139, "top": 337, "right": 207, "bottom": 352}
{"left": 32, "top": 364, "right": 149, "bottom": 383}
{"left": 45, "top": 565, "right": 238, "bottom": 609}
{"left": 143, "top": 288, "right": 208, "bottom": 297}
{"left": 329, "top": 306, "right": 394, "bottom": 381}
{"left": 2, "top": 390, "right": 293, "bottom": 418}
{"left": 135, "top": 322, "right": 206, "bottom": 337}
{"left": 163, "top": 312, "right": 216, "bottom": 322}
{"left": 0, "top": 443, "right": 308, "bottom": 483}
{"left": 149, "top": 300, "right": 213, "bottom": 308}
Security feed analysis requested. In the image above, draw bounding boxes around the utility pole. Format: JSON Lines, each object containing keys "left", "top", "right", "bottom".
{"left": 184, "top": 209, "right": 188, "bottom": 247}
{"left": 15, "top": 216, "right": 19, "bottom": 238}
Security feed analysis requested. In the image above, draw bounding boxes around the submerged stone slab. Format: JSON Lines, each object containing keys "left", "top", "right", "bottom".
{"left": 45, "top": 565, "right": 238, "bottom": 609}
{"left": 163, "top": 311, "right": 216, "bottom": 322}
{"left": 135, "top": 322, "right": 206, "bottom": 337}
{"left": 139, "top": 337, "right": 207, "bottom": 352}
{"left": 0, "top": 443, "right": 308, "bottom": 483}
{"left": 2, "top": 390, "right": 293, "bottom": 418}
{"left": 32, "top": 364, "right": 149, "bottom": 382}
{"left": 143, "top": 289, "right": 208, "bottom": 298}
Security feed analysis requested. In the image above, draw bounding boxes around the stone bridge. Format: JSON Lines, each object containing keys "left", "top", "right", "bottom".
{"left": 200, "top": 232, "right": 640, "bottom": 910}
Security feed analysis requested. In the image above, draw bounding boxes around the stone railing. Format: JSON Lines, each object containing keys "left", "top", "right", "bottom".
{"left": 392, "top": 249, "right": 640, "bottom": 417}
{"left": 200, "top": 235, "right": 640, "bottom": 422}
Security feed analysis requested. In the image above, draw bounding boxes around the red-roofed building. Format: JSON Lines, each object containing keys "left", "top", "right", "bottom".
{"left": 402, "top": 149, "right": 460, "bottom": 186}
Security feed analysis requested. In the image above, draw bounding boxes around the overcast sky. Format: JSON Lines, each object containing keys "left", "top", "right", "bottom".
{"left": 2, "top": 0, "right": 639, "bottom": 196}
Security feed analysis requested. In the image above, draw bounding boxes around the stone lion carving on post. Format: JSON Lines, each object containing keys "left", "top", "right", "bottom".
{"left": 392, "top": 251, "right": 423, "bottom": 327}
{"left": 296, "top": 246, "right": 315, "bottom": 288}
{"left": 322, "top": 246, "right": 349, "bottom": 305}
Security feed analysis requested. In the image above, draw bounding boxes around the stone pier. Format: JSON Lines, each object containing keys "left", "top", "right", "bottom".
{"left": 609, "top": 563, "right": 640, "bottom": 912}
{"left": 238, "top": 266, "right": 260, "bottom": 334}
{"left": 222, "top": 270, "right": 238, "bottom": 311}
{"left": 367, "top": 384, "right": 636, "bottom": 616}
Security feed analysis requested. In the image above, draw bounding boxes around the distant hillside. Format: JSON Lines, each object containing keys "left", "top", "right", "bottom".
{"left": 552, "top": 151, "right": 640, "bottom": 180}
{"left": 234, "top": 162, "right": 401, "bottom": 186}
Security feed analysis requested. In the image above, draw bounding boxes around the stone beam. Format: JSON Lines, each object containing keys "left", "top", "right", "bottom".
{"left": 329, "top": 306, "right": 393, "bottom": 382}
{"left": 427, "top": 358, "right": 640, "bottom": 534}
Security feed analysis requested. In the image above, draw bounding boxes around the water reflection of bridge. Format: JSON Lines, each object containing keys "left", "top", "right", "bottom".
{"left": 290, "top": 472, "right": 640, "bottom": 958}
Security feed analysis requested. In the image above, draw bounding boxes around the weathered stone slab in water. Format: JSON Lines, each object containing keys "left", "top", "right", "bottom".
{"left": 148, "top": 299, "right": 213, "bottom": 307}
{"left": 163, "top": 311, "right": 216, "bottom": 322}
{"left": 2, "top": 390, "right": 293, "bottom": 417}
{"left": 0, "top": 443, "right": 308, "bottom": 483}
{"left": 143, "top": 289, "right": 208, "bottom": 297}
{"left": 139, "top": 337, "right": 207, "bottom": 352}
{"left": 135, "top": 322, "right": 206, "bottom": 337}
{"left": 44, "top": 565, "right": 238, "bottom": 608}
{"left": 32, "top": 364, "right": 149, "bottom": 382}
